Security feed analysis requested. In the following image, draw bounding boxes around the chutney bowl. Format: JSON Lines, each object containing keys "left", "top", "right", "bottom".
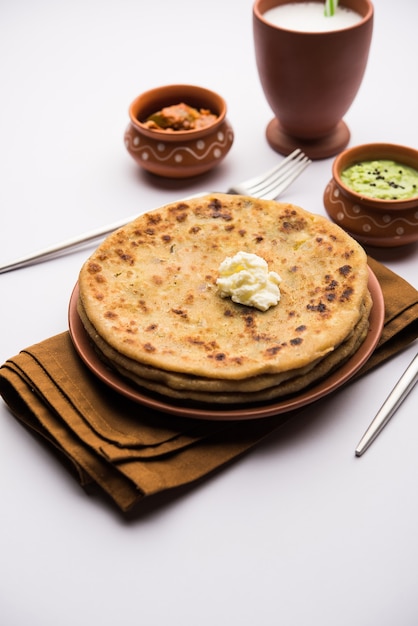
{"left": 124, "top": 84, "right": 234, "bottom": 178}
{"left": 324, "top": 143, "right": 418, "bottom": 247}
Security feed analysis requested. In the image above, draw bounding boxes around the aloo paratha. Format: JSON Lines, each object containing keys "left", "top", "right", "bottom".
{"left": 78, "top": 194, "right": 370, "bottom": 391}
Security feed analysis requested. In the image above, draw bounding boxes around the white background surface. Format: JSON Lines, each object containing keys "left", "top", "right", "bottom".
{"left": 1, "top": 1, "right": 417, "bottom": 625}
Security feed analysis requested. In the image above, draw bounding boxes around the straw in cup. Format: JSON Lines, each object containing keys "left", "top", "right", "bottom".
{"left": 324, "top": 0, "right": 339, "bottom": 17}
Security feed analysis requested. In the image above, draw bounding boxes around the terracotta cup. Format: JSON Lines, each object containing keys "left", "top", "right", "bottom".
{"left": 253, "top": 0, "right": 374, "bottom": 159}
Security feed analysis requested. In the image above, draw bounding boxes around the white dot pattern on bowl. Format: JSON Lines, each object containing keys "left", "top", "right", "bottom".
{"left": 325, "top": 180, "right": 418, "bottom": 242}
{"left": 125, "top": 125, "right": 233, "bottom": 167}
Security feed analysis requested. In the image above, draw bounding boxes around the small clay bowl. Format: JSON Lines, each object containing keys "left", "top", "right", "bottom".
{"left": 324, "top": 143, "right": 418, "bottom": 247}
{"left": 124, "top": 84, "right": 234, "bottom": 178}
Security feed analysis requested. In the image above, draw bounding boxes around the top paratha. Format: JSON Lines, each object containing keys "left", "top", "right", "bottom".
{"left": 78, "top": 194, "right": 370, "bottom": 381}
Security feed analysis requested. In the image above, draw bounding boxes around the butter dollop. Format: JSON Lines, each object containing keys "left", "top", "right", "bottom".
{"left": 216, "top": 251, "right": 282, "bottom": 311}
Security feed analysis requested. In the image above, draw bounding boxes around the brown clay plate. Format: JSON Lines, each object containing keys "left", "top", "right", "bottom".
{"left": 68, "top": 268, "right": 384, "bottom": 421}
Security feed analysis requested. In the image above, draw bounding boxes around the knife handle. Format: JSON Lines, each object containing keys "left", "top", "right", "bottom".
{"left": 355, "top": 351, "right": 418, "bottom": 456}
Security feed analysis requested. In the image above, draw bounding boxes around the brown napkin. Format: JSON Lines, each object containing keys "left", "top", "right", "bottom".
{"left": 1, "top": 257, "right": 417, "bottom": 513}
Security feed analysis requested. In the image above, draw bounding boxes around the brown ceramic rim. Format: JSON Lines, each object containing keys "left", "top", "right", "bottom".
{"left": 332, "top": 142, "right": 418, "bottom": 209}
{"left": 129, "top": 84, "right": 227, "bottom": 141}
{"left": 253, "top": 0, "right": 373, "bottom": 33}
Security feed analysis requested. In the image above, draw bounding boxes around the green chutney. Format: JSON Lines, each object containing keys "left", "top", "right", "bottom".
{"left": 341, "top": 159, "right": 418, "bottom": 200}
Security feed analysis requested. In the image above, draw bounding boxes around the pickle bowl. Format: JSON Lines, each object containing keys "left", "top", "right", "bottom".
{"left": 124, "top": 84, "right": 234, "bottom": 179}
{"left": 324, "top": 143, "right": 418, "bottom": 247}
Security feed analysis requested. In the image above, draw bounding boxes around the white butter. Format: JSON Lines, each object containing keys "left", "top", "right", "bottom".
{"left": 216, "top": 251, "right": 281, "bottom": 312}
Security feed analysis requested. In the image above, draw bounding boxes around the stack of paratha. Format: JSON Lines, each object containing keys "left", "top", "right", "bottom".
{"left": 77, "top": 194, "right": 372, "bottom": 405}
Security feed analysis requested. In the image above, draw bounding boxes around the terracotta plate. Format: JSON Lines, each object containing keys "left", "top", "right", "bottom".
{"left": 68, "top": 268, "right": 384, "bottom": 421}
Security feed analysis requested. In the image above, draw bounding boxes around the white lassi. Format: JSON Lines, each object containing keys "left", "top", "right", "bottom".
{"left": 263, "top": 2, "right": 362, "bottom": 32}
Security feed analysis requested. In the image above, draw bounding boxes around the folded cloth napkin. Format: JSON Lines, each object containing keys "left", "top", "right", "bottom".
{"left": 1, "top": 257, "right": 417, "bottom": 513}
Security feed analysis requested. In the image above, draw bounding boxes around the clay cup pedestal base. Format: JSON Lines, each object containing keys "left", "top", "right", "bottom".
{"left": 266, "top": 118, "right": 351, "bottom": 161}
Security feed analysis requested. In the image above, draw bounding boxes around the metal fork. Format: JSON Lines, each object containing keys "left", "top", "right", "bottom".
{"left": 0, "top": 148, "right": 310, "bottom": 274}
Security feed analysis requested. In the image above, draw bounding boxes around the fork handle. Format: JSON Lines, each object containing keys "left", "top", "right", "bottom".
{"left": 0, "top": 193, "right": 205, "bottom": 274}
{"left": 0, "top": 215, "right": 137, "bottom": 273}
